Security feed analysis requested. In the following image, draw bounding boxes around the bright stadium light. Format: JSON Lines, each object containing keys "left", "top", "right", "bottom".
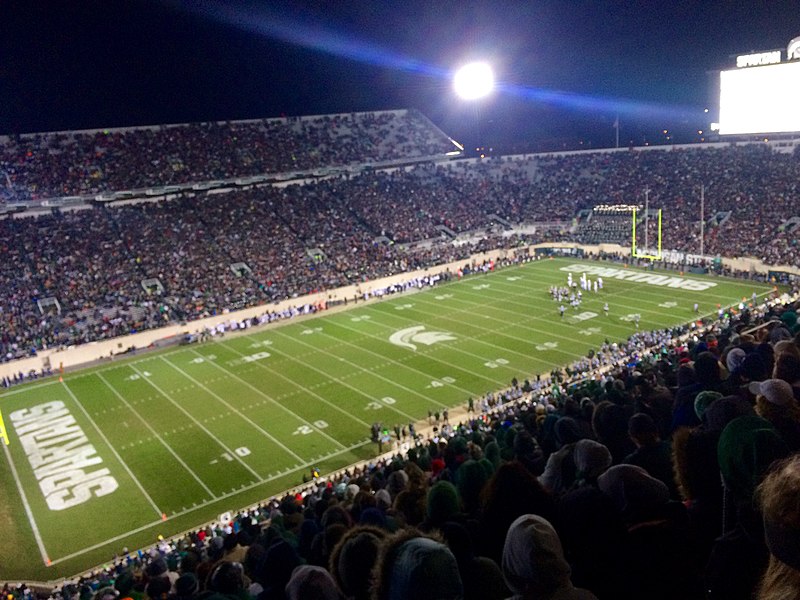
{"left": 453, "top": 62, "right": 494, "bottom": 100}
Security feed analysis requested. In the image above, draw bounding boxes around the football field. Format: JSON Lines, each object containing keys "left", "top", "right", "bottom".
{"left": 0, "top": 258, "right": 777, "bottom": 581}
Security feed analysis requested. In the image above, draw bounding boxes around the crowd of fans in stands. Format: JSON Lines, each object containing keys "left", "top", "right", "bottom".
{"left": 3, "top": 139, "right": 800, "bottom": 362}
{"left": 4, "top": 116, "right": 800, "bottom": 597}
{"left": 0, "top": 111, "right": 454, "bottom": 200}
{"left": 6, "top": 297, "right": 800, "bottom": 599}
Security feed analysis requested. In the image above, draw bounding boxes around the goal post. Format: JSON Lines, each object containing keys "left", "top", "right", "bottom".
{"left": 631, "top": 207, "right": 662, "bottom": 260}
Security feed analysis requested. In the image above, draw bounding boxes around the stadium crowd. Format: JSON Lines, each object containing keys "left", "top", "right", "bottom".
{"left": 6, "top": 295, "right": 800, "bottom": 599}
{"left": 0, "top": 111, "right": 454, "bottom": 200}
{"left": 4, "top": 114, "right": 800, "bottom": 598}
{"left": 3, "top": 139, "right": 800, "bottom": 362}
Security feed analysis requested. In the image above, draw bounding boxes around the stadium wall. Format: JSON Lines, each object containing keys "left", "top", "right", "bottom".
{"left": 2, "top": 243, "right": 796, "bottom": 381}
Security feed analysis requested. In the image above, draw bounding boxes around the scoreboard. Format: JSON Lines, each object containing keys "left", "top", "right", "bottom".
{"left": 717, "top": 37, "right": 800, "bottom": 135}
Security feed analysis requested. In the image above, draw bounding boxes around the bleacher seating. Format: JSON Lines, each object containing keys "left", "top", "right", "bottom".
{"left": 3, "top": 114, "right": 800, "bottom": 600}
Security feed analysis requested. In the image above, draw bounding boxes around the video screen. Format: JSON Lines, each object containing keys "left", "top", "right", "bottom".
{"left": 719, "top": 61, "right": 800, "bottom": 135}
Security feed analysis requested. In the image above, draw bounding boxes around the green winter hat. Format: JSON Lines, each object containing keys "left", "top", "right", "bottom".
{"left": 718, "top": 415, "right": 789, "bottom": 502}
{"left": 694, "top": 390, "right": 723, "bottom": 421}
{"left": 426, "top": 481, "right": 460, "bottom": 524}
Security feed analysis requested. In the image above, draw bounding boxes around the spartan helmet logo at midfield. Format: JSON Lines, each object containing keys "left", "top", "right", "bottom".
{"left": 788, "top": 36, "right": 800, "bottom": 60}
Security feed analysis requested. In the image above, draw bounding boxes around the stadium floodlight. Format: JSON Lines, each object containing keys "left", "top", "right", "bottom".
{"left": 453, "top": 62, "right": 494, "bottom": 100}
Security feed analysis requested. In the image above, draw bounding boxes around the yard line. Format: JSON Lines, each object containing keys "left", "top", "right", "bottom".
{"left": 128, "top": 364, "right": 264, "bottom": 481}
{"left": 159, "top": 356, "right": 307, "bottom": 463}
{"left": 47, "top": 437, "right": 370, "bottom": 565}
{"left": 96, "top": 372, "right": 216, "bottom": 499}
{"left": 328, "top": 312, "right": 532, "bottom": 384}
{"left": 244, "top": 331, "right": 420, "bottom": 421}
{"left": 62, "top": 380, "right": 163, "bottom": 517}
{"left": 0, "top": 378, "right": 60, "bottom": 398}
{"left": 493, "top": 264, "right": 755, "bottom": 319}
{"left": 268, "top": 328, "right": 452, "bottom": 409}
{"left": 362, "top": 301, "right": 578, "bottom": 365}
{"left": 270, "top": 325, "right": 503, "bottom": 409}
{"left": 2, "top": 442, "right": 50, "bottom": 566}
{"left": 322, "top": 313, "right": 507, "bottom": 394}
{"left": 405, "top": 287, "right": 629, "bottom": 349}
{"left": 191, "top": 345, "right": 356, "bottom": 445}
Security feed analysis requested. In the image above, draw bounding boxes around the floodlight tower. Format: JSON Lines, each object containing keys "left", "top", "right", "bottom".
{"left": 453, "top": 62, "right": 494, "bottom": 156}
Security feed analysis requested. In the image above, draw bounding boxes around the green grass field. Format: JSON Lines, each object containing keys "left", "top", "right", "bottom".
{"left": 0, "top": 257, "right": 777, "bottom": 581}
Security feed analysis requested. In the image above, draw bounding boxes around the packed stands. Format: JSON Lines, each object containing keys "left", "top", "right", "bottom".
{"left": 3, "top": 138, "right": 800, "bottom": 361}
{"left": 6, "top": 293, "right": 800, "bottom": 600}
{"left": 4, "top": 114, "right": 800, "bottom": 598}
{"left": 0, "top": 110, "right": 456, "bottom": 200}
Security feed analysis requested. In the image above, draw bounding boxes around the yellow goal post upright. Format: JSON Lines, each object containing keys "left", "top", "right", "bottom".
{"left": 631, "top": 207, "right": 663, "bottom": 261}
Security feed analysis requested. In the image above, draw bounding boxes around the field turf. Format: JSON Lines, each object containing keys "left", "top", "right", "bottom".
{"left": 0, "top": 257, "right": 777, "bottom": 581}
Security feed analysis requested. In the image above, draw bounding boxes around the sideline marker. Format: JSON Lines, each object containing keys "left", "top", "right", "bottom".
{"left": 0, "top": 410, "right": 9, "bottom": 445}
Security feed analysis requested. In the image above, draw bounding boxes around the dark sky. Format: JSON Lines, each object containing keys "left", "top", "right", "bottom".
{"left": 2, "top": 0, "right": 800, "bottom": 150}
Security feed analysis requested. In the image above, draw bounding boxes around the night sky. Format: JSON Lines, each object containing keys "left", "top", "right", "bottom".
{"left": 2, "top": 0, "right": 800, "bottom": 151}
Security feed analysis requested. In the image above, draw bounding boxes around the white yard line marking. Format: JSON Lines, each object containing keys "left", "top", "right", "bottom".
{"left": 47, "top": 437, "right": 369, "bottom": 565}
{"left": 211, "top": 343, "right": 371, "bottom": 434}
{"left": 62, "top": 380, "right": 163, "bottom": 517}
{"left": 2, "top": 441, "right": 50, "bottom": 566}
{"left": 270, "top": 329, "right": 460, "bottom": 411}
{"left": 251, "top": 331, "right": 421, "bottom": 421}
{"left": 159, "top": 356, "right": 307, "bottom": 463}
{"left": 128, "top": 364, "right": 264, "bottom": 481}
{"left": 0, "top": 378, "right": 61, "bottom": 397}
{"left": 96, "top": 372, "right": 216, "bottom": 499}
{"left": 335, "top": 317, "right": 518, "bottom": 387}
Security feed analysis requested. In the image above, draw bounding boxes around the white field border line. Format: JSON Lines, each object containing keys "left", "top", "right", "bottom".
{"left": 321, "top": 316, "right": 524, "bottom": 388}
{"left": 268, "top": 332, "right": 468, "bottom": 416}
{"left": 0, "top": 261, "right": 547, "bottom": 400}
{"left": 159, "top": 356, "right": 307, "bottom": 464}
{"left": 211, "top": 343, "right": 372, "bottom": 434}
{"left": 245, "top": 331, "right": 419, "bottom": 422}
{"left": 128, "top": 364, "right": 264, "bottom": 481}
{"left": 0, "top": 378, "right": 60, "bottom": 398}
{"left": 96, "top": 372, "right": 217, "bottom": 499}
{"left": 2, "top": 440, "right": 50, "bottom": 565}
{"left": 0, "top": 262, "right": 774, "bottom": 400}
{"left": 189, "top": 344, "right": 357, "bottom": 445}
{"left": 47, "top": 436, "right": 370, "bottom": 566}
{"left": 0, "top": 347, "right": 200, "bottom": 399}
{"left": 61, "top": 380, "right": 163, "bottom": 517}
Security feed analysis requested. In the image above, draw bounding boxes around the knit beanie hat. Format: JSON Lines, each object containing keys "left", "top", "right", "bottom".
{"left": 285, "top": 565, "right": 341, "bottom": 600}
{"left": 457, "top": 460, "right": 488, "bottom": 505}
{"left": 717, "top": 415, "right": 789, "bottom": 501}
{"left": 387, "top": 537, "right": 463, "bottom": 600}
{"left": 333, "top": 528, "right": 385, "bottom": 599}
{"left": 695, "top": 390, "right": 723, "bottom": 420}
{"left": 554, "top": 417, "right": 584, "bottom": 446}
{"left": 426, "top": 481, "right": 460, "bottom": 524}
{"left": 741, "top": 353, "right": 769, "bottom": 381}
